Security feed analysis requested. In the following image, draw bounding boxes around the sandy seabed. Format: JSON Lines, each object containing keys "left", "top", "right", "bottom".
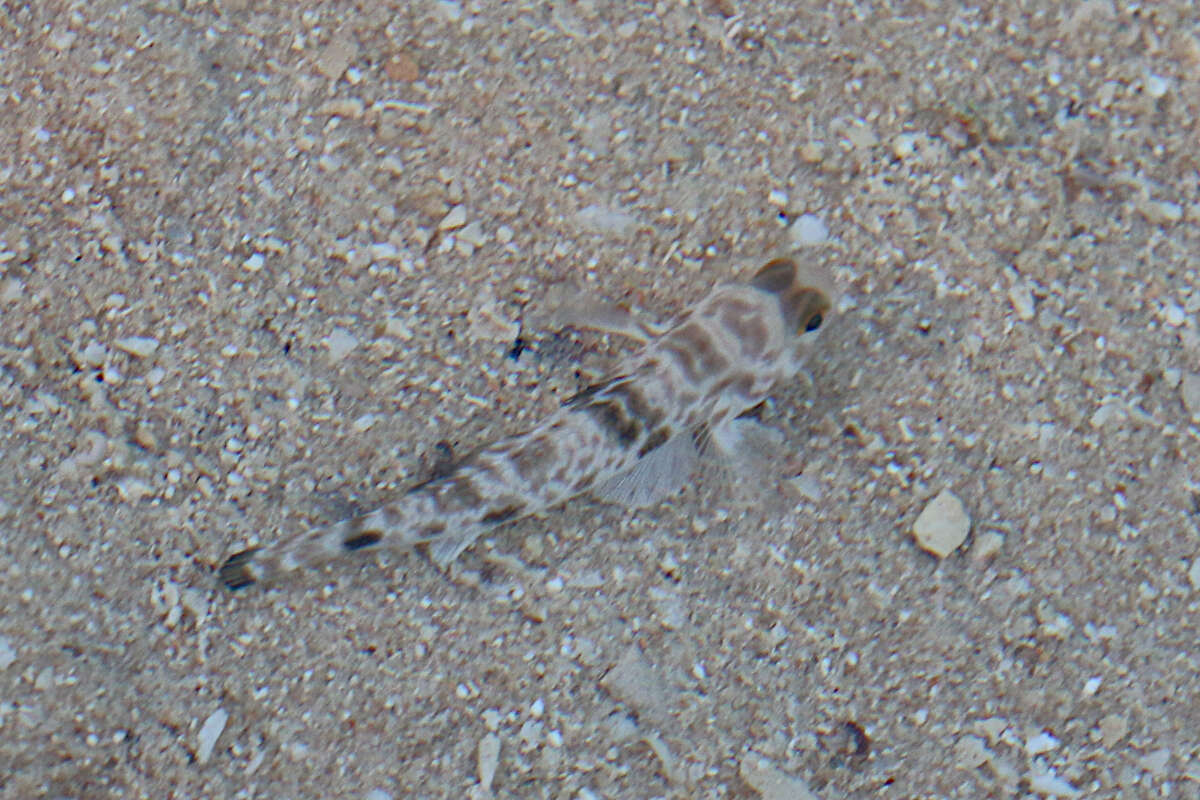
{"left": 2, "top": 2, "right": 1200, "bottom": 798}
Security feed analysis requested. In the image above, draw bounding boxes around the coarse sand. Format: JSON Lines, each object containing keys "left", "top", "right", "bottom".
{"left": 2, "top": 2, "right": 1200, "bottom": 798}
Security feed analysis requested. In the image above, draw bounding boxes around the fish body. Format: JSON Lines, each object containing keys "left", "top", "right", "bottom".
{"left": 220, "top": 258, "right": 831, "bottom": 590}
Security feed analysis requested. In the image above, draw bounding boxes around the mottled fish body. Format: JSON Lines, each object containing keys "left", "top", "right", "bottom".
{"left": 220, "top": 258, "right": 831, "bottom": 590}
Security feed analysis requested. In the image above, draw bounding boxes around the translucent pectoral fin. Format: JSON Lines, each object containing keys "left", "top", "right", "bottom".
{"left": 593, "top": 431, "right": 699, "bottom": 509}
{"left": 707, "top": 416, "right": 789, "bottom": 465}
{"left": 703, "top": 417, "right": 805, "bottom": 512}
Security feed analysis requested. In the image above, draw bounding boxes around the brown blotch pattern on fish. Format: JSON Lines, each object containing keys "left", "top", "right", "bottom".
{"left": 509, "top": 435, "right": 558, "bottom": 484}
{"left": 343, "top": 531, "right": 383, "bottom": 551}
{"left": 674, "top": 322, "right": 731, "bottom": 376}
{"left": 480, "top": 503, "right": 524, "bottom": 525}
{"left": 434, "top": 478, "right": 484, "bottom": 512}
{"left": 638, "top": 426, "right": 672, "bottom": 457}
{"left": 718, "top": 302, "right": 770, "bottom": 356}
{"left": 417, "top": 522, "right": 446, "bottom": 539}
{"left": 581, "top": 397, "right": 643, "bottom": 446}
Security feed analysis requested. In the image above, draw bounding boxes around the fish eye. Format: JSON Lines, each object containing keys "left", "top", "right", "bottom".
{"left": 803, "top": 313, "right": 824, "bottom": 333}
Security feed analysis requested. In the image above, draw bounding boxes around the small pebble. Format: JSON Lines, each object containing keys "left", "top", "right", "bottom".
{"left": 738, "top": 752, "right": 819, "bottom": 800}
{"left": 912, "top": 489, "right": 970, "bottom": 558}
{"left": 1029, "top": 771, "right": 1080, "bottom": 797}
{"left": 323, "top": 328, "right": 358, "bottom": 362}
{"left": 196, "top": 708, "right": 229, "bottom": 764}
{"left": 1145, "top": 73, "right": 1170, "bottom": 99}
{"left": 438, "top": 205, "right": 467, "bottom": 231}
{"left": 1099, "top": 713, "right": 1127, "bottom": 747}
{"left": 477, "top": 733, "right": 500, "bottom": 790}
{"left": 1026, "top": 731, "right": 1059, "bottom": 755}
{"left": 80, "top": 341, "right": 107, "bottom": 367}
{"left": 113, "top": 336, "right": 160, "bottom": 359}
{"left": 600, "top": 645, "right": 672, "bottom": 726}
{"left": 1181, "top": 373, "right": 1200, "bottom": 423}
{"left": 316, "top": 34, "right": 357, "bottom": 80}
{"left": 0, "top": 635, "right": 15, "bottom": 669}
{"left": 892, "top": 133, "right": 918, "bottom": 159}
{"left": 1187, "top": 558, "right": 1200, "bottom": 592}
{"left": 788, "top": 213, "right": 828, "bottom": 246}
{"left": 1009, "top": 281, "right": 1036, "bottom": 321}
{"left": 575, "top": 204, "right": 638, "bottom": 236}
{"left": 1139, "top": 747, "right": 1170, "bottom": 775}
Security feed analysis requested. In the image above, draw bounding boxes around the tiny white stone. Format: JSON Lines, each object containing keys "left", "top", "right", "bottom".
{"left": 575, "top": 204, "right": 638, "bottom": 236}
{"left": 1029, "top": 770, "right": 1080, "bottom": 797}
{"left": 0, "top": 636, "right": 16, "bottom": 669}
{"left": 81, "top": 340, "right": 107, "bottom": 366}
{"left": 196, "top": 708, "right": 229, "bottom": 764}
{"left": 1026, "top": 730, "right": 1059, "bottom": 755}
{"left": 788, "top": 213, "right": 828, "bottom": 246}
{"left": 969, "top": 530, "right": 1004, "bottom": 561}
{"left": 368, "top": 242, "right": 399, "bottom": 261}
{"left": 242, "top": 253, "right": 265, "bottom": 272}
{"left": 738, "top": 752, "right": 819, "bottom": 800}
{"left": 1164, "top": 303, "right": 1186, "bottom": 327}
{"left": 438, "top": 204, "right": 467, "bottom": 230}
{"left": 457, "top": 220, "right": 487, "bottom": 247}
{"left": 1009, "top": 281, "right": 1036, "bottom": 321}
{"left": 1082, "top": 676, "right": 1102, "bottom": 696}
{"left": 1181, "top": 373, "right": 1200, "bottom": 423}
{"left": 912, "top": 489, "right": 970, "bottom": 558}
{"left": 1145, "top": 73, "right": 1170, "bottom": 99}
{"left": 1187, "top": 558, "right": 1200, "bottom": 591}
{"left": 364, "top": 790, "right": 392, "bottom": 800}
{"left": 954, "top": 735, "right": 990, "bottom": 768}
{"left": 892, "top": 133, "right": 918, "bottom": 159}
{"left": 1139, "top": 747, "right": 1171, "bottom": 775}
{"left": 113, "top": 336, "right": 160, "bottom": 359}
{"left": 435, "top": 0, "right": 463, "bottom": 22}
{"left": 323, "top": 328, "right": 358, "bottom": 362}
{"left": 767, "top": 188, "right": 789, "bottom": 208}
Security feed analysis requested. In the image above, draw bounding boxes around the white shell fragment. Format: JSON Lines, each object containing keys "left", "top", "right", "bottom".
{"left": 0, "top": 635, "right": 16, "bottom": 669}
{"left": 1029, "top": 770, "right": 1081, "bottom": 797}
{"left": 322, "top": 327, "right": 358, "bottom": 362}
{"left": 600, "top": 645, "right": 672, "bottom": 726}
{"left": 1181, "top": 373, "right": 1200, "bottom": 423}
{"left": 439, "top": 204, "right": 468, "bottom": 231}
{"left": 912, "top": 489, "right": 970, "bottom": 558}
{"left": 574, "top": 204, "right": 638, "bottom": 236}
{"left": 477, "top": 733, "right": 500, "bottom": 791}
{"left": 788, "top": 213, "right": 828, "bottom": 247}
{"left": 1008, "top": 281, "right": 1036, "bottom": 321}
{"left": 738, "top": 752, "right": 819, "bottom": 800}
{"left": 113, "top": 336, "right": 160, "bottom": 359}
{"left": 196, "top": 707, "right": 229, "bottom": 764}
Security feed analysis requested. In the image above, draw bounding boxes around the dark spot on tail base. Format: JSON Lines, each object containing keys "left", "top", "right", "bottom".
{"left": 219, "top": 547, "right": 261, "bottom": 591}
{"left": 480, "top": 504, "right": 523, "bottom": 525}
{"left": 343, "top": 531, "right": 384, "bottom": 551}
